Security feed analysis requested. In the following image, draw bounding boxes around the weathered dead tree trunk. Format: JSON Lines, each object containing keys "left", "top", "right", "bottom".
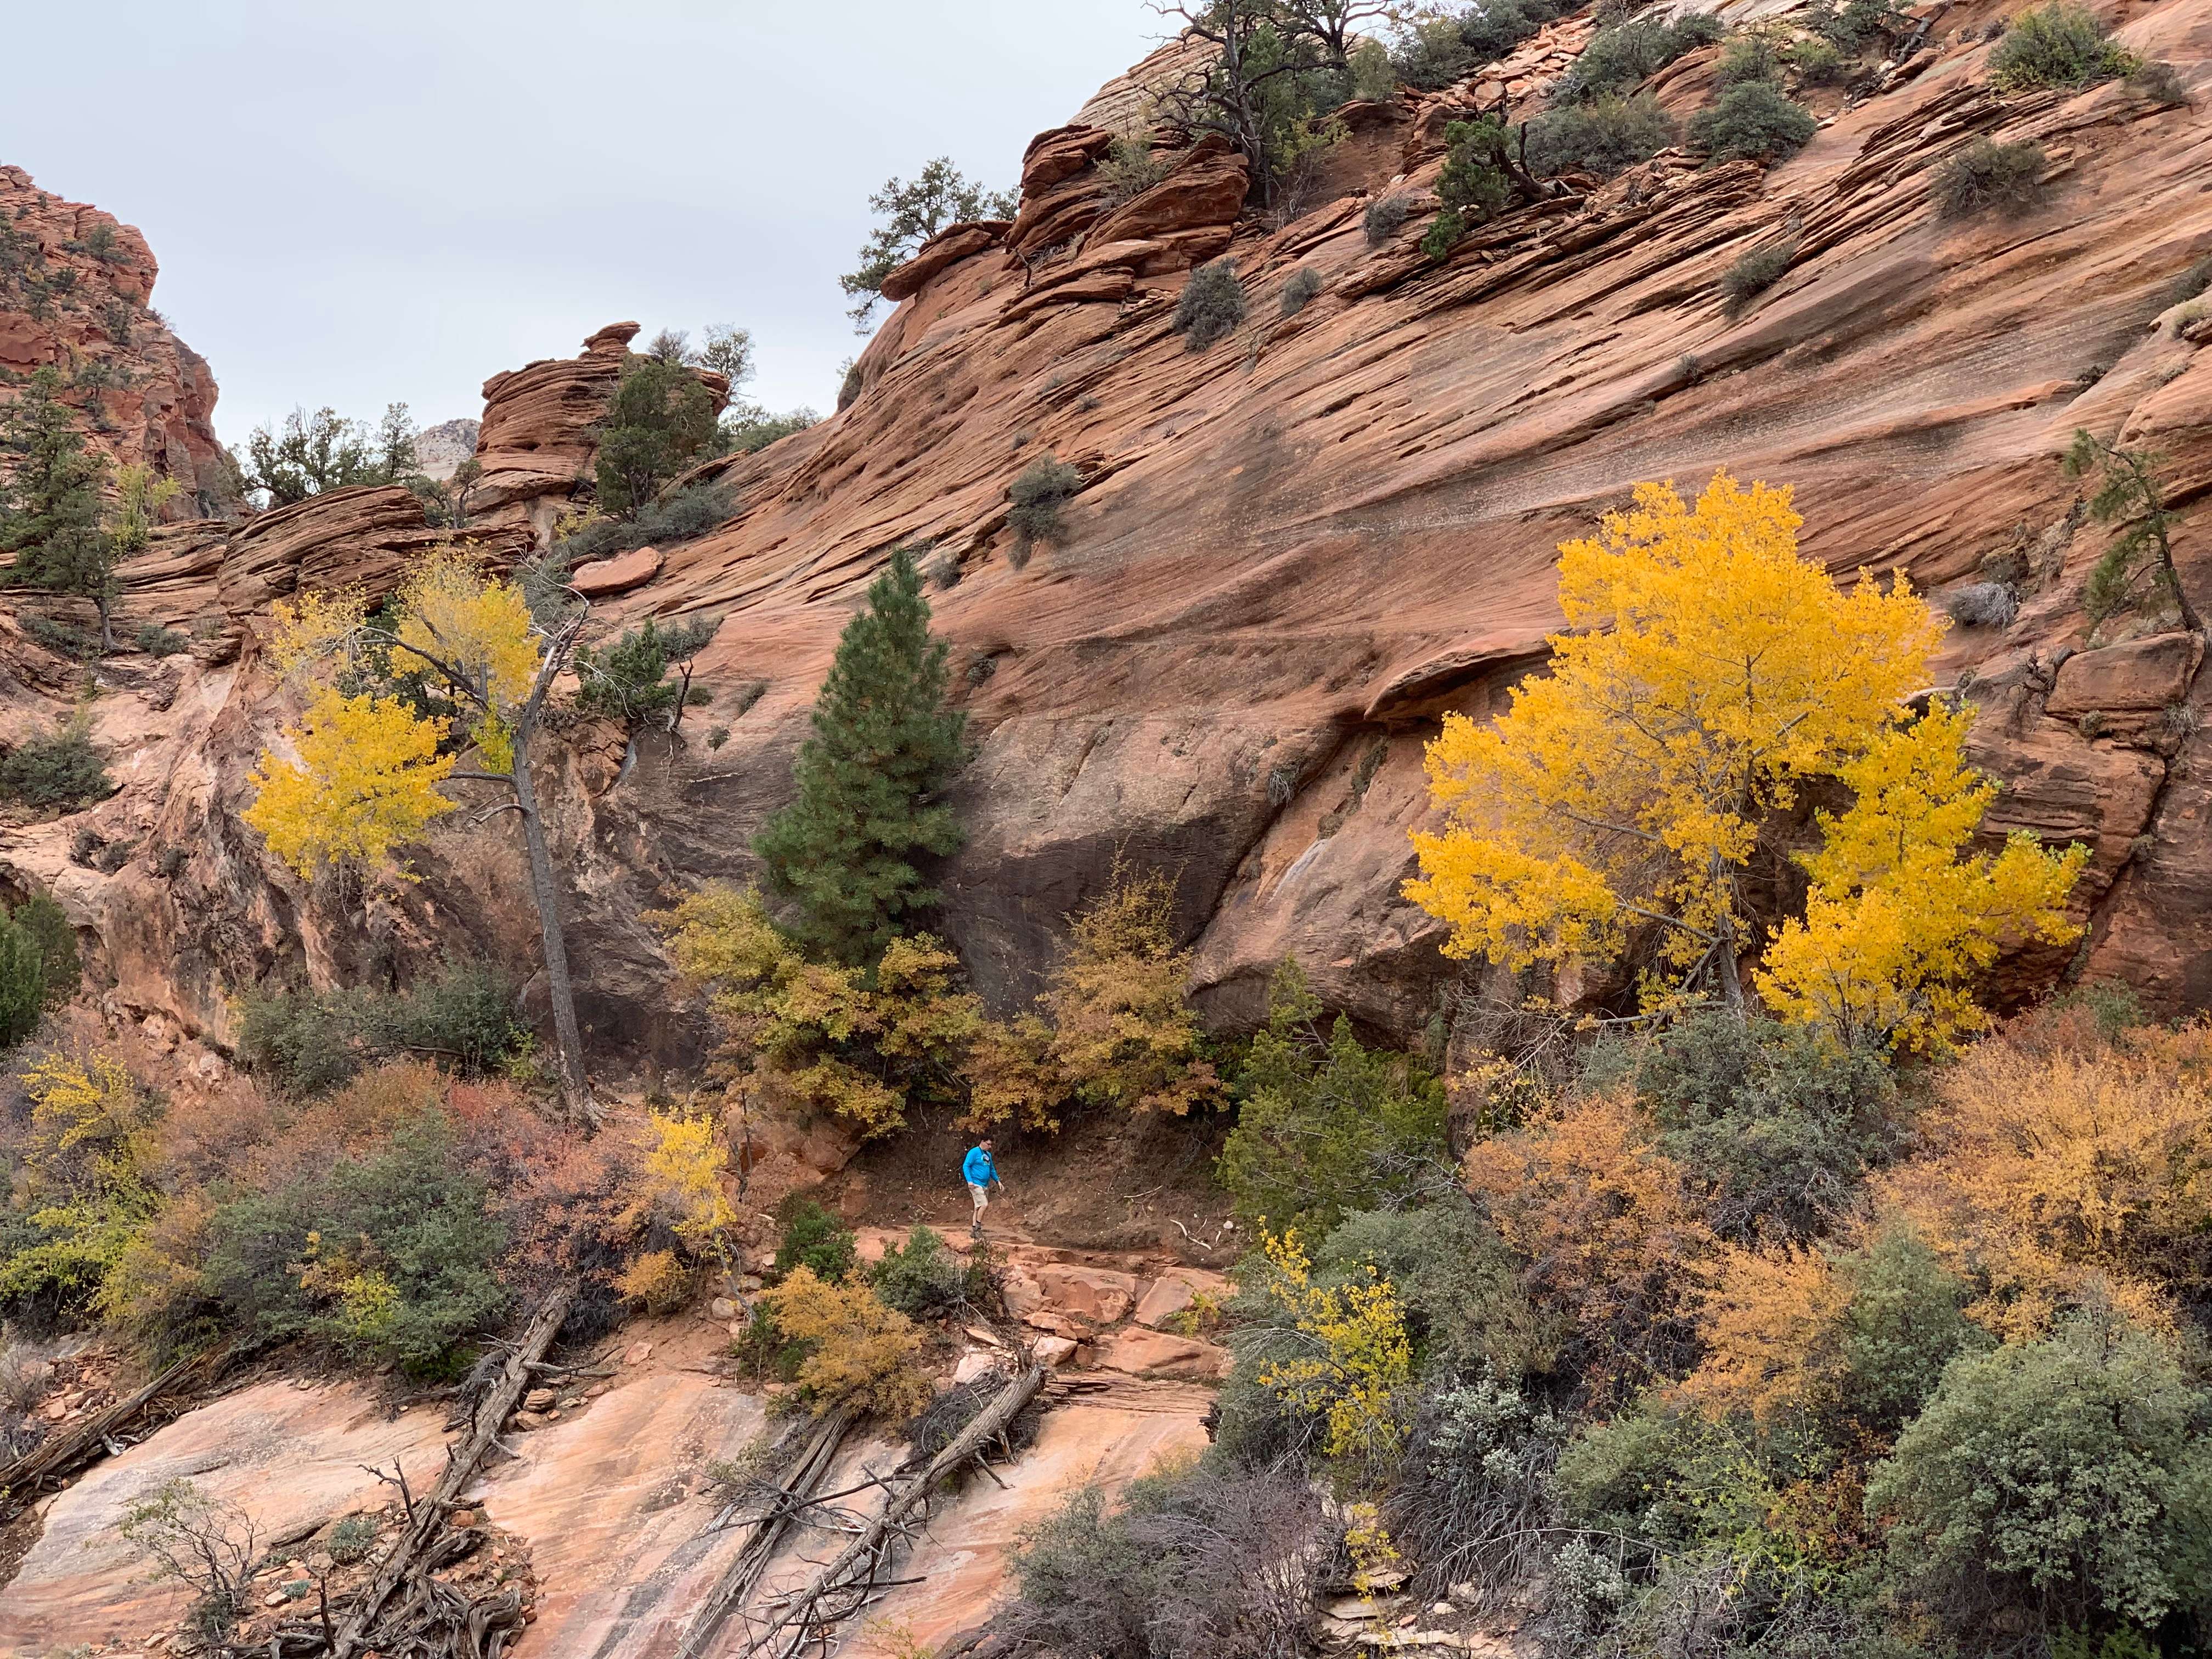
{"left": 0, "top": 1343, "right": 230, "bottom": 1520}
{"left": 673, "top": 1405, "right": 857, "bottom": 1659}
{"left": 328, "top": 1283, "right": 576, "bottom": 1658}
{"left": 737, "top": 1365, "right": 1048, "bottom": 1659}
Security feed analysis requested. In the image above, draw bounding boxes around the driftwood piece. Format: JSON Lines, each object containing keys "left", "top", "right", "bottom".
{"left": 673, "top": 1404, "right": 857, "bottom": 1659}
{"left": 329, "top": 1283, "right": 577, "bottom": 1658}
{"left": 736, "top": 1365, "right": 1048, "bottom": 1659}
{"left": 0, "top": 1343, "right": 230, "bottom": 1520}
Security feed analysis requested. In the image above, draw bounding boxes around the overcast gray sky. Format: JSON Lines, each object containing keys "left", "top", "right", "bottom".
{"left": 2, "top": 1, "right": 1160, "bottom": 447}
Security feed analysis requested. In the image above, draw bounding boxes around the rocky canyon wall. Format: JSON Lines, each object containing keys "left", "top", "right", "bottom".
{"left": 1, "top": 0, "right": 2209, "bottom": 1084}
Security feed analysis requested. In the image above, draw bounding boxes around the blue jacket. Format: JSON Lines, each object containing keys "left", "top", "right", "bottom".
{"left": 963, "top": 1146, "right": 998, "bottom": 1187}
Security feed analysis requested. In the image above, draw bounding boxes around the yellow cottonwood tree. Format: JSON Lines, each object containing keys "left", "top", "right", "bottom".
{"left": 1405, "top": 472, "right": 2081, "bottom": 1041}
{"left": 242, "top": 548, "right": 597, "bottom": 1110}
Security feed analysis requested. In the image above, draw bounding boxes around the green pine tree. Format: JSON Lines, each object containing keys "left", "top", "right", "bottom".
{"left": 594, "top": 357, "right": 719, "bottom": 519}
{"left": 755, "top": 547, "right": 967, "bottom": 963}
{"left": 1, "top": 366, "right": 117, "bottom": 648}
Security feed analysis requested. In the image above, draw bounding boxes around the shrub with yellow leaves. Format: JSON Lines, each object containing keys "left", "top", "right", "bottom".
{"left": 758, "top": 1265, "right": 933, "bottom": 1420}
{"left": 614, "top": 1248, "right": 692, "bottom": 1314}
{"left": 0, "top": 1048, "right": 161, "bottom": 1313}
{"left": 637, "top": 1109, "right": 740, "bottom": 1258}
{"left": 1247, "top": 1227, "right": 1413, "bottom": 1464}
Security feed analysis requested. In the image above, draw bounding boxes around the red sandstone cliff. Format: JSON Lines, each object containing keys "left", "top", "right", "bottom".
{"left": 0, "top": 167, "right": 230, "bottom": 515}
{"left": 2, "top": 0, "right": 2210, "bottom": 1084}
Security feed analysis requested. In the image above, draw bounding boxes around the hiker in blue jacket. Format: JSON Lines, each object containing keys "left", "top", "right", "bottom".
{"left": 963, "top": 1138, "right": 1003, "bottom": 1238}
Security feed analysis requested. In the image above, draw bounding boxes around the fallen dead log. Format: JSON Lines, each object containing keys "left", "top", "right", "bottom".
{"left": 0, "top": 1342, "right": 232, "bottom": 1520}
{"left": 326, "top": 1282, "right": 577, "bottom": 1659}
{"left": 673, "top": 1404, "right": 857, "bottom": 1659}
{"left": 735, "top": 1364, "right": 1048, "bottom": 1659}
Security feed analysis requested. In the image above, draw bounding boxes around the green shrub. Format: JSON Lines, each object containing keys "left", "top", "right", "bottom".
{"left": 1689, "top": 81, "right": 1819, "bottom": 163}
{"left": 1001, "top": 1460, "right": 1336, "bottom": 1659}
{"left": 1864, "top": 1310, "right": 2212, "bottom": 1629}
{"left": 239, "top": 963, "right": 527, "bottom": 1095}
{"left": 2130, "top": 59, "right": 2191, "bottom": 106}
{"left": 720, "top": 404, "right": 819, "bottom": 454}
{"left": 324, "top": 1514, "right": 379, "bottom": 1565}
{"left": 1363, "top": 193, "right": 1414, "bottom": 245}
{"left": 1216, "top": 961, "right": 1449, "bottom": 1231}
{"left": 1832, "top": 1223, "right": 1985, "bottom": 1434}
{"left": 1931, "top": 137, "right": 2050, "bottom": 218}
{"left": 594, "top": 356, "right": 720, "bottom": 519}
{"left": 1716, "top": 33, "right": 1784, "bottom": 84}
{"left": 1559, "top": 13, "right": 1722, "bottom": 101}
{"left": 1098, "top": 136, "right": 1171, "bottom": 206}
{"left": 21, "top": 616, "right": 99, "bottom": 659}
{"left": 1554, "top": 1400, "right": 1757, "bottom": 1553}
{"left": 1383, "top": 1376, "right": 1566, "bottom": 1600}
{"left": 1806, "top": 0, "right": 1907, "bottom": 50}
{"left": 1584, "top": 1011, "right": 1897, "bottom": 1243}
{"left": 0, "top": 717, "right": 115, "bottom": 811}
{"left": 552, "top": 482, "right": 732, "bottom": 567}
{"left": 1988, "top": 2, "right": 2137, "bottom": 91}
{"left": 1317, "top": 1203, "right": 1554, "bottom": 1381}
{"left": 1007, "top": 454, "right": 1082, "bottom": 566}
{"left": 870, "top": 1224, "right": 975, "bottom": 1319}
{"left": 1279, "top": 267, "right": 1323, "bottom": 316}
{"left": 1789, "top": 35, "right": 1847, "bottom": 81}
{"left": 1525, "top": 96, "right": 1678, "bottom": 178}
{"left": 201, "top": 1109, "right": 509, "bottom": 1373}
{"left": 1173, "top": 259, "right": 1246, "bottom": 351}
{"left": 1719, "top": 239, "right": 1797, "bottom": 309}
{"left": 0, "top": 892, "right": 78, "bottom": 1049}
{"left": 571, "top": 615, "right": 717, "bottom": 731}
{"left": 133, "top": 622, "right": 189, "bottom": 656}
{"left": 772, "top": 1196, "right": 857, "bottom": 1283}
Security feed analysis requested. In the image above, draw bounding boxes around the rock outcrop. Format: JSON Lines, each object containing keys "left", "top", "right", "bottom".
{"left": 0, "top": 166, "right": 231, "bottom": 516}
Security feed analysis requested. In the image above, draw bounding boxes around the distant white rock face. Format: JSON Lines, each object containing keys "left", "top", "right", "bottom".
{"left": 413, "top": 416, "right": 481, "bottom": 481}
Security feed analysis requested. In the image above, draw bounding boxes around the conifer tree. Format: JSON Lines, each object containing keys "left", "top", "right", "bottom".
{"left": 1, "top": 366, "right": 117, "bottom": 648}
{"left": 755, "top": 546, "right": 966, "bottom": 964}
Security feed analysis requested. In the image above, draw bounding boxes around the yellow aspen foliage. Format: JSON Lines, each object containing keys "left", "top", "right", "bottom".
{"left": 1251, "top": 1226, "right": 1413, "bottom": 1463}
{"left": 392, "top": 550, "right": 541, "bottom": 710}
{"left": 637, "top": 1109, "right": 739, "bottom": 1253}
{"left": 1873, "top": 1018, "right": 2212, "bottom": 1339}
{"left": 614, "top": 1248, "right": 692, "bottom": 1314}
{"left": 1463, "top": 1091, "right": 1714, "bottom": 1395}
{"left": 759, "top": 1265, "right": 933, "bottom": 1419}
{"left": 1406, "top": 472, "right": 1939, "bottom": 996}
{"left": 0, "top": 1048, "right": 160, "bottom": 1307}
{"left": 1041, "top": 862, "right": 1220, "bottom": 1116}
{"left": 1756, "top": 702, "right": 2086, "bottom": 1048}
{"left": 266, "top": 584, "right": 371, "bottom": 674}
{"left": 963, "top": 1012, "right": 1063, "bottom": 1132}
{"left": 244, "top": 687, "right": 457, "bottom": 876}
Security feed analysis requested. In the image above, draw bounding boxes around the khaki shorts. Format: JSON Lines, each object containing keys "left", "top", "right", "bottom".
{"left": 968, "top": 1181, "right": 990, "bottom": 1212}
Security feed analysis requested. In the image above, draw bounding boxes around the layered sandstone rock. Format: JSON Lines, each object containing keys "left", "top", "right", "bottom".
{"left": 0, "top": 166, "right": 231, "bottom": 515}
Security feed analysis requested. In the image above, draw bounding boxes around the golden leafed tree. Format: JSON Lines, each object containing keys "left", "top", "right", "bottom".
{"left": 1405, "top": 471, "right": 2083, "bottom": 1044}
{"left": 241, "top": 550, "right": 598, "bottom": 1111}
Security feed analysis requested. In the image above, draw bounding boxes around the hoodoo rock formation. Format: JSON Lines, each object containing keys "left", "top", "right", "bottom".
{"left": 2, "top": 0, "right": 2210, "bottom": 1094}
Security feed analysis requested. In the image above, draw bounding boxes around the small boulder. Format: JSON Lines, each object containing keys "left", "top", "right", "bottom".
{"left": 567, "top": 545, "right": 664, "bottom": 599}
{"left": 952, "top": 1350, "right": 998, "bottom": 1385}
{"left": 1036, "top": 1263, "right": 1139, "bottom": 1324}
{"left": 522, "top": 1388, "right": 556, "bottom": 1412}
{"left": 1031, "top": 1335, "right": 1079, "bottom": 1368}
{"left": 1098, "top": 1328, "right": 1230, "bottom": 1382}
{"left": 709, "top": 1296, "right": 739, "bottom": 1321}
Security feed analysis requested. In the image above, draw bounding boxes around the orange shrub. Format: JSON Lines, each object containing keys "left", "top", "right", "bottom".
{"left": 1463, "top": 1090, "right": 1714, "bottom": 1397}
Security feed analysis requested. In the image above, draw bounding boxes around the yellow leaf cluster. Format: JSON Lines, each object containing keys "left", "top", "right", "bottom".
{"left": 614, "top": 1247, "right": 692, "bottom": 1314}
{"left": 392, "top": 550, "right": 540, "bottom": 710}
{"left": 266, "top": 585, "right": 370, "bottom": 675}
{"left": 1407, "top": 472, "right": 1939, "bottom": 983}
{"left": 759, "top": 1265, "right": 933, "bottom": 1420}
{"left": 1251, "top": 1226, "right": 1413, "bottom": 1463}
{"left": 1034, "top": 862, "right": 1219, "bottom": 1118}
{"left": 1873, "top": 1019, "right": 2212, "bottom": 1338}
{"left": 243, "top": 687, "right": 457, "bottom": 876}
{"left": 1756, "top": 702, "right": 2087, "bottom": 1048}
{"left": 638, "top": 1110, "right": 739, "bottom": 1253}
{"left": 1680, "top": 1240, "right": 1854, "bottom": 1423}
{"left": 656, "top": 884, "right": 984, "bottom": 1137}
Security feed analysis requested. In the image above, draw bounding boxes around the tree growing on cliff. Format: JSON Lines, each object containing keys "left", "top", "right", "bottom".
{"left": 592, "top": 357, "right": 721, "bottom": 519}
{"left": 0, "top": 365, "right": 117, "bottom": 648}
{"left": 839, "top": 159, "right": 1018, "bottom": 330}
{"left": 754, "top": 546, "right": 967, "bottom": 965}
{"left": 1148, "top": 0, "right": 1352, "bottom": 212}
{"left": 1404, "top": 472, "right": 2086, "bottom": 1046}
{"left": 241, "top": 549, "right": 600, "bottom": 1113}
{"left": 240, "top": 403, "right": 424, "bottom": 507}
{"left": 2066, "top": 430, "right": 2202, "bottom": 634}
